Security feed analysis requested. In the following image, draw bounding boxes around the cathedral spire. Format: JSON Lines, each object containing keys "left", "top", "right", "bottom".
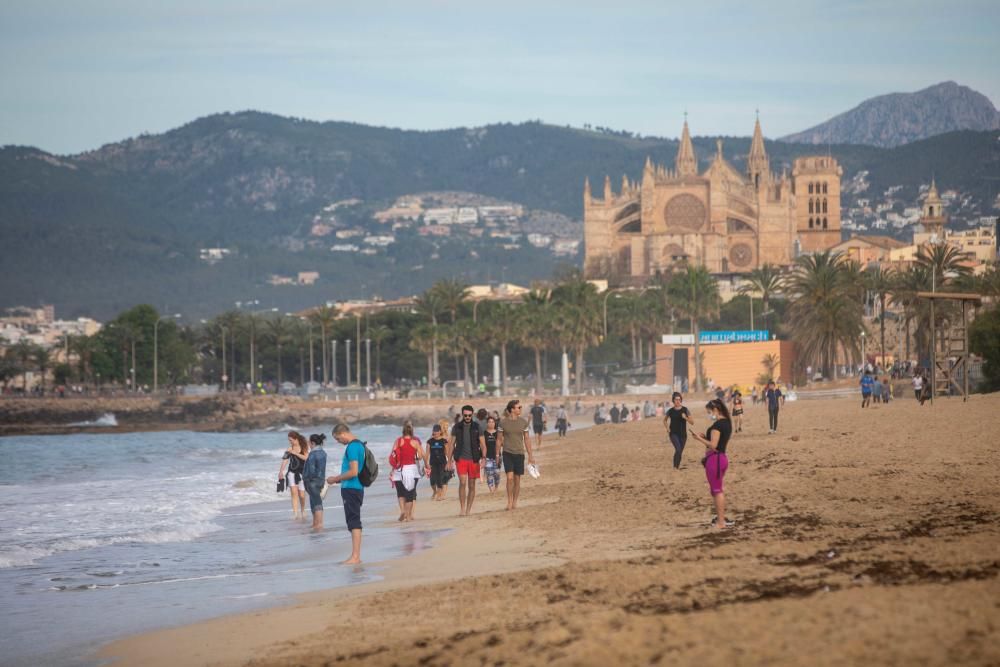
{"left": 584, "top": 176, "right": 592, "bottom": 206}
{"left": 747, "top": 113, "right": 769, "bottom": 191}
{"left": 603, "top": 175, "right": 613, "bottom": 202}
{"left": 675, "top": 119, "right": 697, "bottom": 177}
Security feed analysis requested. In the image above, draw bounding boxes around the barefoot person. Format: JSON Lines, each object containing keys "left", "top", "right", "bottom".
{"left": 663, "top": 392, "right": 694, "bottom": 470}
{"left": 447, "top": 405, "right": 483, "bottom": 516}
{"left": 302, "top": 433, "right": 328, "bottom": 530}
{"left": 691, "top": 399, "right": 733, "bottom": 529}
{"left": 860, "top": 371, "right": 874, "bottom": 408}
{"left": 390, "top": 421, "right": 429, "bottom": 522}
{"left": 480, "top": 415, "right": 502, "bottom": 494}
{"left": 278, "top": 431, "right": 309, "bottom": 519}
{"left": 730, "top": 391, "right": 744, "bottom": 433}
{"left": 427, "top": 424, "right": 448, "bottom": 500}
{"left": 764, "top": 380, "right": 783, "bottom": 433}
{"left": 498, "top": 399, "right": 536, "bottom": 511}
{"left": 529, "top": 398, "right": 546, "bottom": 451}
{"left": 326, "top": 423, "right": 366, "bottom": 565}
{"left": 436, "top": 418, "right": 453, "bottom": 499}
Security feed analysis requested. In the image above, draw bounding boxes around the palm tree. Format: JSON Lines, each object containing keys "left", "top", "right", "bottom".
{"left": 891, "top": 265, "right": 932, "bottom": 362}
{"left": 551, "top": 278, "right": 602, "bottom": 394}
{"left": 216, "top": 310, "right": 243, "bottom": 388}
{"left": 864, "top": 265, "right": 895, "bottom": 368}
{"left": 265, "top": 315, "right": 293, "bottom": 385}
{"left": 915, "top": 243, "right": 972, "bottom": 289}
{"left": 740, "top": 263, "right": 783, "bottom": 330}
{"left": 667, "top": 265, "right": 721, "bottom": 392}
{"left": 368, "top": 324, "right": 391, "bottom": 385}
{"left": 414, "top": 290, "right": 444, "bottom": 383}
{"left": 784, "top": 251, "right": 864, "bottom": 379}
{"left": 35, "top": 346, "right": 51, "bottom": 392}
{"left": 761, "top": 352, "right": 780, "bottom": 380}
{"left": 309, "top": 305, "right": 338, "bottom": 385}
{"left": 518, "top": 289, "right": 552, "bottom": 394}
{"left": 431, "top": 279, "right": 471, "bottom": 380}
{"left": 408, "top": 324, "right": 436, "bottom": 386}
{"left": 483, "top": 303, "right": 518, "bottom": 394}
{"left": 10, "top": 341, "right": 36, "bottom": 391}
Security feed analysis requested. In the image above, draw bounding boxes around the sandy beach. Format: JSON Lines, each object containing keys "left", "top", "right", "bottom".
{"left": 100, "top": 392, "right": 1000, "bottom": 666}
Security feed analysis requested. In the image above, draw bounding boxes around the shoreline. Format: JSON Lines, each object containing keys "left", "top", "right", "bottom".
{"left": 98, "top": 392, "right": 1000, "bottom": 666}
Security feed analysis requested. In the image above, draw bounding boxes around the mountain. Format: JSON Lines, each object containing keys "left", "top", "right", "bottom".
{"left": 780, "top": 81, "right": 1000, "bottom": 147}
{"left": 1, "top": 112, "right": 998, "bottom": 320}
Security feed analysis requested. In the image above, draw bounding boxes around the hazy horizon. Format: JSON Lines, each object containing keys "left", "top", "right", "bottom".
{"left": 2, "top": 0, "right": 999, "bottom": 154}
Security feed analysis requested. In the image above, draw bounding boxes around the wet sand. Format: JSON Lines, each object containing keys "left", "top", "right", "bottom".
{"left": 100, "top": 393, "right": 1000, "bottom": 666}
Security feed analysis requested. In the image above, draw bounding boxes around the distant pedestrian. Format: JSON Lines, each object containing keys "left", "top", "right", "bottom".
{"left": 426, "top": 424, "right": 449, "bottom": 501}
{"left": 730, "top": 391, "right": 744, "bottom": 433}
{"left": 610, "top": 404, "right": 620, "bottom": 424}
{"left": 664, "top": 392, "right": 694, "bottom": 469}
{"left": 529, "top": 398, "right": 546, "bottom": 451}
{"left": 872, "top": 376, "right": 883, "bottom": 404}
{"left": 555, "top": 404, "right": 569, "bottom": 437}
{"left": 480, "top": 415, "right": 502, "bottom": 494}
{"left": 764, "top": 381, "right": 783, "bottom": 433}
{"left": 860, "top": 372, "right": 874, "bottom": 408}
{"left": 389, "top": 421, "right": 428, "bottom": 522}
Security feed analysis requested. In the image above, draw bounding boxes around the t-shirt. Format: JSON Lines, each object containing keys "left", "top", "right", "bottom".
{"left": 529, "top": 405, "right": 545, "bottom": 426}
{"left": 765, "top": 388, "right": 782, "bottom": 409}
{"left": 706, "top": 418, "right": 733, "bottom": 455}
{"left": 499, "top": 416, "right": 529, "bottom": 455}
{"left": 456, "top": 423, "right": 474, "bottom": 461}
{"left": 340, "top": 440, "right": 366, "bottom": 491}
{"left": 427, "top": 437, "right": 447, "bottom": 464}
{"left": 665, "top": 406, "right": 690, "bottom": 436}
{"left": 860, "top": 375, "right": 874, "bottom": 394}
{"left": 913, "top": 376, "right": 924, "bottom": 390}
{"left": 483, "top": 430, "right": 499, "bottom": 459}
{"left": 283, "top": 451, "right": 305, "bottom": 474}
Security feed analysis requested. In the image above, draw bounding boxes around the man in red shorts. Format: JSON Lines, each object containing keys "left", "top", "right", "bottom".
{"left": 447, "top": 404, "right": 483, "bottom": 516}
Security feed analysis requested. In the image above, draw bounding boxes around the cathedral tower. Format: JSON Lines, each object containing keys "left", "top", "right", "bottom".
{"left": 793, "top": 156, "right": 843, "bottom": 253}
{"left": 919, "top": 179, "right": 947, "bottom": 239}
{"left": 747, "top": 115, "right": 769, "bottom": 192}
{"left": 675, "top": 120, "right": 698, "bottom": 177}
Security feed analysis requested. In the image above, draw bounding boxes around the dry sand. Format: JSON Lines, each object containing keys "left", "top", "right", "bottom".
{"left": 101, "top": 393, "right": 1000, "bottom": 666}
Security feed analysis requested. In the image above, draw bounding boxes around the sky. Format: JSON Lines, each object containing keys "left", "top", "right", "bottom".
{"left": 1, "top": 0, "right": 998, "bottom": 155}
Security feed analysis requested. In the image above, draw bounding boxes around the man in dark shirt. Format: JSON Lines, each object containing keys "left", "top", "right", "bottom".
{"left": 663, "top": 392, "right": 694, "bottom": 469}
{"left": 764, "top": 380, "right": 784, "bottom": 433}
{"left": 529, "top": 399, "right": 546, "bottom": 451}
{"left": 447, "top": 404, "right": 482, "bottom": 516}
{"left": 609, "top": 404, "right": 620, "bottom": 424}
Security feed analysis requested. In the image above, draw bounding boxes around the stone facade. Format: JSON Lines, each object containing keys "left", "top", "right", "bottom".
{"left": 584, "top": 118, "right": 842, "bottom": 281}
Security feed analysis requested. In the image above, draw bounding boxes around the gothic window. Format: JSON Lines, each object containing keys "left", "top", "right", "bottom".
{"left": 808, "top": 183, "right": 814, "bottom": 194}
{"left": 808, "top": 217, "right": 814, "bottom": 229}
{"left": 822, "top": 199, "right": 828, "bottom": 214}
{"left": 808, "top": 200, "right": 814, "bottom": 214}
{"left": 663, "top": 194, "right": 706, "bottom": 231}
{"left": 822, "top": 217, "right": 828, "bottom": 229}
{"left": 822, "top": 182, "right": 828, "bottom": 194}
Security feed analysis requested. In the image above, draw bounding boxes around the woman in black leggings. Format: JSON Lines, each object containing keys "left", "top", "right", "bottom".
{"left": 663, "top": 392, "right": 694, "bottom": 469}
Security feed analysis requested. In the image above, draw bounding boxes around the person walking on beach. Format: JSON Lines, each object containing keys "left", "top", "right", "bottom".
{"left": 426, "top": 424, "right": 449, "bottom": 500}
{"left": 555, "top": 404, "right": 569, "bottom": 437}
{"left": 691, "top": 398, "right": 733, "bottom": 530}
{"left": 872, "top": 375, "right": 883, "bottom": 404}
{"left": 860, "top": 371, "right": 874, "bottom": 408}
{"left": 764, "top": 381, "right": 783, "bottom": 433}
{"left": 664, "top": 392, "right": 694, "bottom": 469}
{"left": 448, "top": 405, "right": 483, "bottom": 516}
{"left": 326, "top": 423, "right": 366, "bottom": 565}
{"left": 882, "top": 376, "right": 892, "bottom": 403}
{"left": 498, "top": 399, "right": 536, "bottom": 511}
{"left": 279, "top": 431, "right": 310, "bottom": 520}
{"left": 481, "top": 415, "right": 502, "bottom": 494}
{"left": 390, "top": 421, "right": 429, "bottom": 522}
{"left": 913, "top": 372, "right": 926, "bottom": 404}
{"left": 730, "top": 391, "right": 744, "bottom": 433}
{"left": 302, "top": 434, "right": 328, "bottom": 531}
{"left": 529, "top": 398, "right": 546, "bottom": 451}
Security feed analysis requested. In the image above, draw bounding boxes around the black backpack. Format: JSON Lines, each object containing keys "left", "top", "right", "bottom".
{"left": 357, "top": 440, "right": 379, "bottom": 487}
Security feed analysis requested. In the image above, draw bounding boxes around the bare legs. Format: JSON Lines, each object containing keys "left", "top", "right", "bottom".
{"left": 713, "top": 492, "right": 726, "bottom": 529}
{"left": 458, "top": 475, "right": 477, "bottom": 516}
{"left": 290, "top": 487, "right": 305, "bottom": 519}
{"left": 505, "top": 472, "right": 521, "bottom": 510}
{"left": 311, "top": 509, "right": 323, "bottom": 531}
{"left": 342, "top": 529, "right": 362, "bottom": 565}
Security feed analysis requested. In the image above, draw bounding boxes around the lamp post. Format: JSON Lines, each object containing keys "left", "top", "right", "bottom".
{"left": 345, "top": 339, "right": 351, "bottom": 387}
{"left": 602, "top": 290, "right": 624, "bottom": 339}
{"left": 154, "top": 313, "right": 180, "bottom": 393}
{"left": 331, "top": 340, "right": 338, "bottom": 388}
{"left": 365, "top": 338, "right": 371, "bottom": 388}
{"left": 302, "top": 317, "right": 314, "bottom": 383}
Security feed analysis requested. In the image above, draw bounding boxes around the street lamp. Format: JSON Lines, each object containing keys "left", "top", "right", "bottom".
{"left": 154, "top": 313, "right": 180, "bottom": 393}
{"left": 861, "top": 330, "right": 866, "bottom": 372}
{"left": 602, "top": 291, "right": 624, "bottom": 339}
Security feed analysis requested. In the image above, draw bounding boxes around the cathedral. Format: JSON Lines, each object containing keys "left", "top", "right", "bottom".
{"left": 583, "top": 117, "right": 843, "bottom": 281}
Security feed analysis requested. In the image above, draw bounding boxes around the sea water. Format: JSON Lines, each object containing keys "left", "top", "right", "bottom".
{"left": 0, "top": 424, "right": 444, "bottom": 667}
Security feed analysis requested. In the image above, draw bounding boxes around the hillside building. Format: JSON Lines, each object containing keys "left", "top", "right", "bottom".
{"left": 583, "top": 117, "right": 842, "bottom": 282}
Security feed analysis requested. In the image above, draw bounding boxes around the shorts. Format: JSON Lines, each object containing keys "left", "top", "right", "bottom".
{"left": 532, "top": 422, "right": 544, "bottom": 435}
{"left": 732, "top": 410, "right": 743, "bottom": 416}
{"left": 704, "top": 451, "right": 729, "bottom": 496}
{"left": 430, "top": 460, "right": 448, "bottom": 487}
{"left": 455, "top": 458, "right": 480, "bottom": 479}
{"left": 304, "top": 478, "right": 324, "bottom": 512}
{"left": 286, "top": 471, "right": 303, "bottom": 492}
{"left": 394, "top": 480, "right": 417, "bottom": 502}
{"left": 502, "top": 451, "right": 525, "bottom": 476}
{"left": 862, "top": 391, "right": 871, "bottom": 397}
{"left": 341, "top": 487, "right": 364, "bottom": 531}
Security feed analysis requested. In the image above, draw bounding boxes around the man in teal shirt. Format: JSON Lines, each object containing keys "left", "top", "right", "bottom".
{"left": 327, "top": 423, "right": 365, "bottom": 564}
